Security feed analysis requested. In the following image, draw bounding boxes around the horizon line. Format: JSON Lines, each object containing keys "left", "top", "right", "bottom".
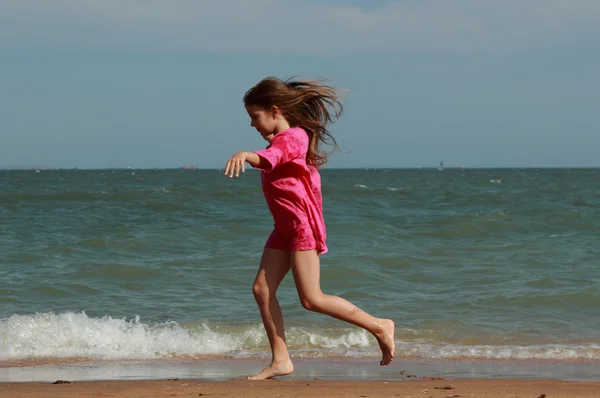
{"left": 2, "top": 166, "right": 600, "bottom": 171}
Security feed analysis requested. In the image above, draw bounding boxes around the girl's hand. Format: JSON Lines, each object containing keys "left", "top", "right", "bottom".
{"left": 224, "top": 152, "right": 248, "bottom": 178}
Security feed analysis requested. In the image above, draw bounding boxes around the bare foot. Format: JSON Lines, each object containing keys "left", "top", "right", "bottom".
{"left": 374, "top": 319, "right": 395, "bottom": 366}
{"left": 246, "top": 359, "right": 294, "bottom": 380}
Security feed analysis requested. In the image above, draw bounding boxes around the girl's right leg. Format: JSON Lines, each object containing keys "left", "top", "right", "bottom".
{"left": 291, "top": 250, "right": 395, "bottom": 366}
{"left": 248, "top": 248, "right": 293, "bottom": 380}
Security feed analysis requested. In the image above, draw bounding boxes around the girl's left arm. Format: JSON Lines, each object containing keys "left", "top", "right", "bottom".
{"left": 224, "top": 151, "right": 265, "bottom": 178}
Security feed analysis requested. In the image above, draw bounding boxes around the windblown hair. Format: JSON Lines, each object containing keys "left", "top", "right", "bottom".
{"left": 243, "top": 77, "right": 343, "bottom": 167}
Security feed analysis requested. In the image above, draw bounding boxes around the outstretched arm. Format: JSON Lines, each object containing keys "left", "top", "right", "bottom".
{"left": 224, "top": 151, "right": 265, "bottom": 178}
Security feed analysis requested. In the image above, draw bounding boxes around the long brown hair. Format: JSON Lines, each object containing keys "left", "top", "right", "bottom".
{"left": 243, "top": 77, "right": 343, "bottom": 167}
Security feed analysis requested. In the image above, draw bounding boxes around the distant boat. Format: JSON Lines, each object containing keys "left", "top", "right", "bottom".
{"left": 438, "top": 161, "right": 444, "bottom": 171}
{"left": 180, "top": 166, "right": 198, "bottom": 171}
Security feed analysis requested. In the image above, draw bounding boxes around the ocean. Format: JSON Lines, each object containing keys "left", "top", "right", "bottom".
{"left": 1, "top": 168, "right": 599, "bottom": 381}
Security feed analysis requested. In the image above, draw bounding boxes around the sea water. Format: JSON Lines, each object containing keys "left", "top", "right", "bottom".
{"left": 1, "top": 168, "right": 598, "bottom": 375}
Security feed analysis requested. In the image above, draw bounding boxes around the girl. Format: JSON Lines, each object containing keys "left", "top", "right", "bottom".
{"left": 224, "top": 77, "right": 395, "bottom": 380}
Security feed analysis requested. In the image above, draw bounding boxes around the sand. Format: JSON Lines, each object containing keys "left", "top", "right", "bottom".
{"left": 1, "top": 378, "right": 599, "bottom": 398}
{"left": 1, "top": 358, "right": 598, "bottom": 397}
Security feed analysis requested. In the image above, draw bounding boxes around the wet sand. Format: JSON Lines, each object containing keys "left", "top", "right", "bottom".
{"left": 2, "top": 357, "right": 599, "bottom": 382}
{"left": 1, "top": 378, "right": 600, "bottom": 398}
{"left": 0, "top": 358, "right": 598, "bottom": 397}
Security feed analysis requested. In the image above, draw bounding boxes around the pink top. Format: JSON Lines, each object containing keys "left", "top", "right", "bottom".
{"left": 253, "top": 127, "right": 328, "bottom": 254}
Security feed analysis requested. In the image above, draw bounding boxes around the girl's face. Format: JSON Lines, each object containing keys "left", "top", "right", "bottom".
{"left": 245, "top": 104, "right": 286, "bottom": 141}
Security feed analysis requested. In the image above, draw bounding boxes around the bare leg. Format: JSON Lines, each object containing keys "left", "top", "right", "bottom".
{"left": 248, "top": 248, "right": 294, "bottom": 380}
{"left": 291, "top": 250, "right": 395, "bottom": 366}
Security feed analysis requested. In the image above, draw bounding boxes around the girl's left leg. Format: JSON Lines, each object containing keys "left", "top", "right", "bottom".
{"left": 290, "top": 250, "right": 396, "bottom": 366}
{"left": 248, "top": 248, "right": 294, "bottom": 380}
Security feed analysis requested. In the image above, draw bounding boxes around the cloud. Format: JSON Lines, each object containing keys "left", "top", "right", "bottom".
{"left": 1, "top": 0, "right": 599, "bottom": 54}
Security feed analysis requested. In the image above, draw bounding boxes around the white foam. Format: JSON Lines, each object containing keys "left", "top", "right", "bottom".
{"left": 0, "top": 312, "right": 253, "bottom": 360}
{"left": 0, "top": 312, "right": 373, "bottom": 361}
{"left": 397, "top": 342, "right": 600, "bottom": 360}
{"left": 303, "top": 329, "right": 371, "bottom": 349}
{"left": 1, "top": 312, "right": 598, "bottom": 361}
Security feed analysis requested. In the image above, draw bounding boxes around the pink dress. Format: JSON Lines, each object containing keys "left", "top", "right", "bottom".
{"left": 253, "top": 127, "right": 328, "bottom": 254}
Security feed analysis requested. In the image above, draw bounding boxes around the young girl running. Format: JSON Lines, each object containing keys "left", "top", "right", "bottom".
{"left": 224, "top": 77, "right": 395, "bottom": 380}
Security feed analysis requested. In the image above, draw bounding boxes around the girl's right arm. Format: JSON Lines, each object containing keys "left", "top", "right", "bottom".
{"left": 224, "top": 151, "right": 265, "bottom": 178}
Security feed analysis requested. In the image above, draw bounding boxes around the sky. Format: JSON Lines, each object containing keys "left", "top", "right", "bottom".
{"left": 1, "top": 0, "right": 599, "bottom": 169}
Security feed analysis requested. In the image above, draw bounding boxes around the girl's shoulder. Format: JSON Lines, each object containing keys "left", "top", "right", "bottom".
{"left": 274, "top": 127, "right": 309, "bottom": 144}
{"left": 280, "top": 126, "right": 307, "bottom": 136}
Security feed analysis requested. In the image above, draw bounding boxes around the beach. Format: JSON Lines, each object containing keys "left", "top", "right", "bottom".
{"left": 2, "top": 378, "right": 600, "bottom": 398}
{"left": 1, "top": 358, "right": 599, "bottom": 397}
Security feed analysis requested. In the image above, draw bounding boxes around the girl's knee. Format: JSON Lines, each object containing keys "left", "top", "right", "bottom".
{"left": 252, "top": 280, "right": 266, "bottom": 299}
{"left": 299, "top": 294, "right": 324, "bottom": 312}
{"left": 253, "top": 279, "right": 273, "bottom": 303}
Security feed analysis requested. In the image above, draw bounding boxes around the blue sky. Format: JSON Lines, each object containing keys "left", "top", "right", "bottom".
{"left": 1, "top": 0, "right": 599, "bottom": 169}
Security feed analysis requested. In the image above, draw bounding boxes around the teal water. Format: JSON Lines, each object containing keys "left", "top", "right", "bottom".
{"left": 1, "top": 168, "right": 599, "bottom": 362}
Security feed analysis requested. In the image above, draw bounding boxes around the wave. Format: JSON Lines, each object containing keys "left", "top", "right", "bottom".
{"left": 1, "top": 312, "right": 598, "bottom": 362}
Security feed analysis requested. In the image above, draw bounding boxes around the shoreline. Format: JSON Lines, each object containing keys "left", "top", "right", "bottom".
{"left": 1, "top": 378, "right": 599, "bottom": 398}
{"left": 1, "top": 358, "right": 598, "bottom": 397}
{"left": 0, "top": 357, "right": 598, "bottom": 383}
